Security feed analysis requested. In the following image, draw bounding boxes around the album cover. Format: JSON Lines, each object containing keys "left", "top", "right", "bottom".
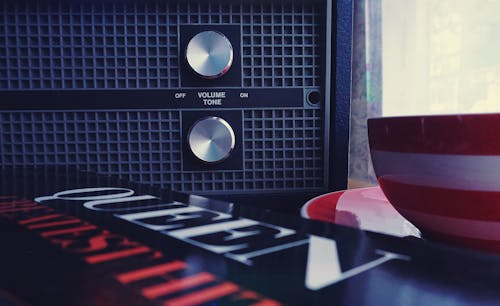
{"left": 0, "top": 166, "right": 499, "bottom": 306}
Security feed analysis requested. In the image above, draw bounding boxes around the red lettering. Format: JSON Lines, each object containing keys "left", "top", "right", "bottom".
{"left": 0, "top": 194, "right": 280, "bottom": 305}
{"left": 164, "top": 282, "right": 240, "bottom": 306}
{"left": 0, "top": 204, "right": 46, "bottom": 214}
{"left": 0, "top": 199, "right": 53, "bottom": 220}
{"left": 20, "top": 213, "right": 88, "bottom": 233}
{"left": 226, "top": 290, "right": 283, "bottom": 306}
{"left": 0, "top": 196, "right": 20, "bottom": 203}
{"left": 19, "top": 214, "right": 63, "bottom": 225}
{"left": 143, "top": 272, "right": 216, "bottom": 300}
{"left": 116, "top": 260, "right": 187, "bottom": 284}
{"left": 0, "top": 199, "right": 31, "bottom": 206}
{"left": 81, "top": 232, "right": 113, "bottom": 253}
{"left": 251, "top": 299, "right": 282, "bottom": 306}
{"left": 85, "top": 246, "right": 151, "bottom": 264}
{"left": 0, "top": 199, "right": 35, "bottom": 206}
{"left": 27, "top": 218, "right": 82, "bottom": 230}
{"left": 63, "top": 231, "right": 120, "bottom": 254}
{"left": 41, "top": 225, "right": 97, "bottom": 238}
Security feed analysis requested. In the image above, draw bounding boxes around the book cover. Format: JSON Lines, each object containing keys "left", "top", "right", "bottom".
{"left": 0, "top": 166, "right": 499, "bottom": 306}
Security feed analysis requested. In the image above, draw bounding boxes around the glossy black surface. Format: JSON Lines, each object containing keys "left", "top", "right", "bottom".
{"left": 1, "top": 167, "right": 500, "bottom": 306}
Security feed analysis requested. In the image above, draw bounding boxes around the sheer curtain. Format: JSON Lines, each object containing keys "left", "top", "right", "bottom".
{"left": 348, "top": 0, "right": 381, "bottom": 187}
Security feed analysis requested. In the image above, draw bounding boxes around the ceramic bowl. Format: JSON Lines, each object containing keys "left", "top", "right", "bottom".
{"left": 368, "top": 113, "right": 500, "bottom": 253}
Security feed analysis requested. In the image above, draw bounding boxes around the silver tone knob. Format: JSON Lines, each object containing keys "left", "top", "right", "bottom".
{"left": 186, "top": 31, "right": 233, "bottom": 79}
{"left": 188, "top": 116, "right": 235, "bottom": 163}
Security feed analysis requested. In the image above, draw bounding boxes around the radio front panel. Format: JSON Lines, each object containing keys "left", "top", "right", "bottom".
{"left": 0, "top": 0, "right": 352, "bottom": 197}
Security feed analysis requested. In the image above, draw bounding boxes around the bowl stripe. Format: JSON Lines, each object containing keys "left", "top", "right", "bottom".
{"left": 368, "top": 114, "right": 500, "bottom": 155}
{"left": 398, "top": 207, "right": 500, "bottom": 241}
{"left": 372, "top": 150, "right": 500, "bottom": 192}
{"left": 379, "top": 177, "right": 500, "bottom": 221}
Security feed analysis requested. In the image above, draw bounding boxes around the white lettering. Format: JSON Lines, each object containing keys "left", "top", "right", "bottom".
{"left": 117, "top": 205, "right": 230, "bottom": 231}
{"left": 198, "top": 91, "right": 226, "bottom": 99}
{"left": 34, "top": 187, "right": 135, "bottom": 203}
{"left": 203, "top": 99, "right": 222, "bottom": 105}
{"left": 226, "top": 239, "right": 309, "bottom": 266}
{"left": 174, "top": 92, "right": 187, "bottom": 99}
{"left": 240, "top": 92, "right": 249, "bottom": 98}
{"left": 305, "top": 235, "right": 410, "bottom": 290}
{"left": 36, "top": 186, "right": 412, "bottom": 292}
{"left": 83, "top": 195, "right": 158, "bottom": 212}
{"left": 168, "top": 218, "right": 257, "bottom": 239}
{"left": 167, "top": 219, "right": 260, "bottom": 254}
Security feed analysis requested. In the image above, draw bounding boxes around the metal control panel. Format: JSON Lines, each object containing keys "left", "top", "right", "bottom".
{"left": 0, "top": 0, "right": 353, "bottom": 202}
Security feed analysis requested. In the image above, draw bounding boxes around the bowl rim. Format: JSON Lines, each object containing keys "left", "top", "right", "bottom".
{"left": 368, "top": 112, "right": 500, "bottom": 122}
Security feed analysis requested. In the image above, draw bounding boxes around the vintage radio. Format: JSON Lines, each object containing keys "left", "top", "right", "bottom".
{"left": 0, "top": 0, "right": 352, "bottom": 206}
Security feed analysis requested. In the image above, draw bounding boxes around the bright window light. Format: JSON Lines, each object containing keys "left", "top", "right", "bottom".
{"left": 382, "top": 0, "right": 500, "bottom": 116}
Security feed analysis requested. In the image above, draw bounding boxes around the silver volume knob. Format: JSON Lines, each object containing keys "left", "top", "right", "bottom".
{"left": 188, "top": 116, "right": 235, "bottom": 163}
{"left": 186, "top": 31, "right": 233, "bottom": 79}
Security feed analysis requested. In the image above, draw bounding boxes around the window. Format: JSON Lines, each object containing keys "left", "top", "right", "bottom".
{"left": 348, "top": 0, "right": 500, "bottom": 187}
{"left": 383, "top": 0, "right": 500, "bottom": 115}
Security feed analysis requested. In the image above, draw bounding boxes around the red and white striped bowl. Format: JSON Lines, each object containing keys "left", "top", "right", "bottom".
{"left": 368, "top": 113, "right": 500, "bottom": 253}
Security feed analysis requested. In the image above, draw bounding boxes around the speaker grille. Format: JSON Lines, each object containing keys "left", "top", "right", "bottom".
{"left": 0, "top": 1, "right": 321, "bottom": 90}
{"left": 0, "top": 0, "right": 330, "bottom": 194}
{"left": 0, "top": 109, "right": 324, "bottom": 193}
{"left": 241, "top": 5, "right": 321, "bottom": 87}
{"left": 243, "top": 109, "right": 324, "bottom": 189}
